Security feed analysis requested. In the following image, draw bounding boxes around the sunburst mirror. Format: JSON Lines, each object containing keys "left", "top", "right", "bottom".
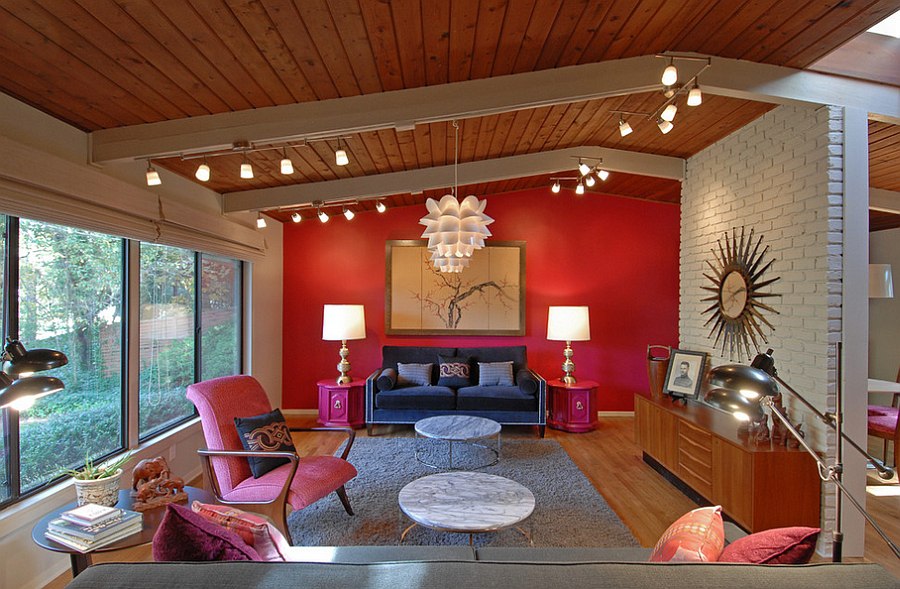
{"left": 701, "top": 226, "right": 780, "bottom": 360}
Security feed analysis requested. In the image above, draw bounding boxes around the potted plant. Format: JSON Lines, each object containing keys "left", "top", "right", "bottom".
{"left": 64, "top": 451, "right": 133, "bottom": 507}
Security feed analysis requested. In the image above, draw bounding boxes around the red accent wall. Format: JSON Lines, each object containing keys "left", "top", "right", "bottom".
{"left": 282, "top": 187, "right": 680, "bottom": 412}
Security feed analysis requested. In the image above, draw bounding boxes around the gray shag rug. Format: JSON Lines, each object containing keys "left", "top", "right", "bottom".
{"left": 287, "top": 437, "right": 638, "bottom": 548}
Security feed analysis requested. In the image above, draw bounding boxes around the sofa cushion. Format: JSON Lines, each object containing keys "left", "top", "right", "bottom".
{"left": 458, "top": 345, "right": 527, "bottom": 378}
{"left": 457, "top": 386, "right": 537, "bottom": 411}
{"left": 191, "top": 501, "right": 291, "bottom": 562}
{"left": 233, "top": 408, "right": 296, "bottom": 478}
{"left": 438, "top": 355, "right": 472, "bottom": 388}
{"left": 397, "top": 363, "right": 433, "bottom": 386}
{"left": 719, "top": 527, "right": 820, "bottom": 564}
{"left": 516, "top": 369, "right": 539, "bottom": 395}
{"left": 375, "top": 385, "right": 457, "bottom": 410}
{"left": 152, "top": 504, "right": 262, "bottom": 562}
{"left": 382, "top": 346, "right": 455, "bottom": 384}
{"left": 649, "top": 505, "right": 724, "bottom": 562}
{"left": 376, "top": 368, "right": 397, "bottom": 391}
{"left": 478, "top": 361, "right": 515, "bottom": 386}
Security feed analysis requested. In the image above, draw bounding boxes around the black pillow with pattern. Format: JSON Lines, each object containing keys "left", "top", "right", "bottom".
{"left": 234, "top": 408, "right": 296, "bottom": 478}
{"left": 437, "top": 355, "right": 472, "bottom": 388}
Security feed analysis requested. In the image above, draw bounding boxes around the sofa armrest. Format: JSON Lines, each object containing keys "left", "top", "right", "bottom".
{"left": 365, "top": 369, "right": 382, "bottom": 424}
{"left": 516, "top": 369, "right": 541, "bottom": 395}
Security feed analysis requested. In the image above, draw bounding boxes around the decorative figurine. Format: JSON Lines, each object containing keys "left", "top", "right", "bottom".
{"left": 130, "top": 456, "right": 187, "bottom": 512}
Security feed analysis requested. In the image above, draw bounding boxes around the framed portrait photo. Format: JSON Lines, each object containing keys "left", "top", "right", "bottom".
{"left": 664, "top": 349, "right": 708, "bottom": 400}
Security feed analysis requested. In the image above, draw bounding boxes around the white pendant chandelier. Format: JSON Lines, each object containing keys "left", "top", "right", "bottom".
{"left": 418, "top": 121, "right": 493, "bottom": 273}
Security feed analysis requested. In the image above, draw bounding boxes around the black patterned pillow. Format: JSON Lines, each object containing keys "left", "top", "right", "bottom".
{"left": 478, "top": 361, "right": 515, "bottom": 386}
{"left": 234, "top": 409, "right": 296, "bottom": 478}
{"left": 437, "top": 355, "right": 471, "bottom": 388}
{"left": 396, "top": 362, "right": 432, "bottom": 386}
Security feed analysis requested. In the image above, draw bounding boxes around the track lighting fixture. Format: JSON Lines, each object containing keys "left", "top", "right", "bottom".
{"left": 318, "top": 207, "right": 329, "bottom": 223}
{"left": 551, "top": 180, "right": 561, "bottom": 194}
{"left": 661, "top": 59, "right": 677, "bottom": 86}
{"left": 195, "top": 160, "right": 210, "bottom": 182}
{"left": 291, "top": 212, "right": 302, "bottom": 223}
{"left": 618, "top": 118, "right": 633, "bottom": 137}
{"left": 145, "top": 161, "right": 161, "bottom": 186}
{"left": 575, "top": 181, "right": 585, "bottom": 195}
{"left": 578, "top": 160, "right": 591, "bottom": 176}
{"left": 585, "top": 174, "right": 596, "bottom": 187}
{"left": 335, "top": 137, "right": 349, "bottom": 166}
{"left": 375, "top": 201, "right": 387, "bottom": 213}
{"left": 240, "top": 155, "right": 253, "bottom": 179}
{"left": 256, "top": 213, "right": 267, "bottom": 229}
{"left": 280, "top": 148, "right": 294, "bottom": 175}
{"left": 597, "top": 169, "right": 609, "bottom": 181}
{"left": 687, "top": 82, "right": 702, "bottom": 106}
{"left": 548, "top": 156, "right": 611, "bottom": 194}
{"left": 343, "top": 207, "right": 355, "bottom": 221}
{"left": 657, "top": 118, "right": 674, "bottom": 134}
{"left": 661, "top": 103, "right": 677, "bottom": 122}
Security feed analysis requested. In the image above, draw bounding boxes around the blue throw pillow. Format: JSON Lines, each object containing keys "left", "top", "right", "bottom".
{"left": 233, "top": 409, "right": 296, "bottom": 478}
{"left": 437, "top": 355, "right": 471, "bottom": 388}
{"left": 397, "top": 362, "right": 432, "bottom": 386}
{"left": 478, "top": 361, "right": 514, "bottom": 386}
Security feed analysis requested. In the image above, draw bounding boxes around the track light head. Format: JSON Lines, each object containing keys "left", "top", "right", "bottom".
{"left": 585, "top": 174, "right": 596, "bottom": 187}
{"left": 256, "top": 213, "right": 267, "bottom": 229}
{"left": 318, "top": 208, "right": 329, "bottom": 223}
{"left": 145, "top": 161, "right": 161, "bottom": 186}
{"left": 280, "top": 149, "right": 294, "bottom": 175}
{"left": 657, "top": 118, "right": 674, "bottom": 134}
{"left": 343, "top": 207, "right": 355, "bottom": 220}
{"left": 551, "top": 180, "right": 561, "bottom": 194}
{"left": 240, "top": 155, "right": 253, "bottom": 179}
{"left": 597, "top": 169, "right": 609, "bottom": 181}
{"left": 575, "top": 181, "right": 585, "bottom": 195}
{"left": 195, "top": 162, "right": 210, "bottom": 182}
{"left": 618, "top": 119, "right": 633, "bottom": 137}
{"left": 661, "top": 60, "right": 677, "bottom": 86}
{"left": 687, "top": 83, "right": 702, "bottom": 106}
{"left": 577, "top": 160, "right": 591, "bottom": 176}
{"left": 375, "top": 201, "right": 387, "bottom": 213}
{"left": 291, "top": 212, "right": 302, "bottom": 223}
{"left": 661, "top": 103, "right": 677, "bottom": 122}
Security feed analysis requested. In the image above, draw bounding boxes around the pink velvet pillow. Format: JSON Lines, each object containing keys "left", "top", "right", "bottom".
{"left": 152, "top": 503, "right": 262, "bottom": 562}
{"left": 719, "top": 526, "right": 820, "bottom": 564}
{"left": 650, "top": 506, "right": 725, "bottom": 562}
{"left": 191, "top": 501, "right": 291, "bottom": 562}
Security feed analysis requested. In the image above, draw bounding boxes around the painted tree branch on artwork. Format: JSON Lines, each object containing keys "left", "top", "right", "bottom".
{"left": 413, "top": 258, "right": 516, "bottom": 328}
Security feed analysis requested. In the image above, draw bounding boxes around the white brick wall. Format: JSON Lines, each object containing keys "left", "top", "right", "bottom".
{"left": 680, "top": 105, "right": 843, "bottom": 537}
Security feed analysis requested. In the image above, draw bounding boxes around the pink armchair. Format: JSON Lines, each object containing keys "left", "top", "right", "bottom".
{"left": 867, "top": 368, "right": 900, "bottom": 471}
{"left": 186, "top": 375, "right": 357, "bottom": 540}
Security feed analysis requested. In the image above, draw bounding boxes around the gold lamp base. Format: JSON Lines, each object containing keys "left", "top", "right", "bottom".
{"left": 336, "top": 340, "right": 352, "bottom": 384}
{"left": 561, "top": 341, "right": 576, "bottom": 385}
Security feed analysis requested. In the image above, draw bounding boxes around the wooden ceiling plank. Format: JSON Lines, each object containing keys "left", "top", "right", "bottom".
{"left": 14, "top": 0, "right": 191, "bottom": 121}
{"left": 534, "top": 0, "right": 591, "bottom": 69}
{"left": 514, "top": 105, "right": 555, "bottom": 153}
{"left": 473, "top": 113, "right": 500, "bottom": 161}
{"left": 710, "top": 0, "right": 810, "bottom": 61}
{"left": 431, "top": 120, "right": 449, "bottom": 169}
{"left": 489, "top": 0, "right": 536, "bottom": 77}
{"left": 421, "top": 0, "right": 451, "bottom": 86}
{"left": 413, "top": 123, "right": 434, "bottom": 168}
{"left": 485, "top": 111, "right": 519, "bottom": 158}
{"left": 469, "top": 0, "right": 509, "bottom": 80}
{"left": 71, "top": 0, "right": 232, "bottom": 115}
{"left": 326, "top": 0, "right": 384, "bottom": 94}
{"left": 358, "top": 0, "right": 406, "bottom": 91}
{"left": 377, "top": 127, "right": 408, "bottom": 172}
{"left": 603, "top": 0, "right": 712, "bottom": 61}
{"left": 389, "top": 0, "right": 427, "bottom": 89}
{"left": 342, "top": 134, "right": 378, "bottom": 176}
{"left": 621, "top": 0, "right": 695, "bottom": 58}
{"left": 667, "top": 0, "right": 748, "bottom": 55}
{"left": 602, "top": 0, "right": 665, "bottom": 61}
{"left": 556, "top": 0, "right": 618, "bottom": 65}
{"left": 396, "top": 128, "right": 421, "bottom": 171}
{"left": 689, "top": 0, "right": 775, "bottom": 58}
{"left": 0, "top": 68, "right": 111, "bottom": 131}
{"left": 500, "top": 108, "right": 541, "bottom": 156}
{"left": 510, "top": 0, "right": 562, "bottom": 73}
{"left": 459, "top": 117, "right": 482, "bottom": 163}
{"left": 543, "top": 101, "right": 589, "bottom": 150}
{"left": 358, "top": 131, "right": 395, "bottom": 174}
{"left": 447, "top": 0, "right": 479, "bottom": 82}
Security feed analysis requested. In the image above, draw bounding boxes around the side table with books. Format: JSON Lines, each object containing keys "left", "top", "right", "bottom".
{"left": 32, "top": 486, "right": 214, "bottom": 577}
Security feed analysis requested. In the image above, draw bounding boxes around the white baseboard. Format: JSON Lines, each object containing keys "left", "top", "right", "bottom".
{"left": 597, "top": 411, "right": 635, "bottom": 417}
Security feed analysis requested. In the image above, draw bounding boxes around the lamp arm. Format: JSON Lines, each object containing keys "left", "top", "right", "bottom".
{"left": 766, "top": 401, "right": 900, "bottom": 560}
{"left": 773, "top": 374, "right": 894, "bottom": 480}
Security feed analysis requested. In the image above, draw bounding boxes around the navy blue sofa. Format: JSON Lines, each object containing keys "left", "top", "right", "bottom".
{"left": 365, "top": 345, "right": 546, "bottom": 436}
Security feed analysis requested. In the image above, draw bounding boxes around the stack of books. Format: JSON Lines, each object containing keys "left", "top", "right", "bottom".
{"left": 45, "top": 503, "right": 143, "bottom": 552}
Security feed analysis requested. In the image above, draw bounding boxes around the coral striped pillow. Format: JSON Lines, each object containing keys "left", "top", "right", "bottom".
{"left": 397, "top": 362, "right": 432, "bottom": 386}
{"left": 478, "top": 361, "right": 515, "bottom": 386}
{"left": 649, "top": 505, "right": 725, "bottom": 562}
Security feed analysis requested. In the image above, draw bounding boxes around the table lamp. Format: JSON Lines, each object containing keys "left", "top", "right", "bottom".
{"left": 704, "top": 346, "right": 899, "bottom": 561}
{"left": 546, "top": 306, "right": 591, "bottom": 385}
{"left": 322, "top": 304, "right": 366, "bottom": 384}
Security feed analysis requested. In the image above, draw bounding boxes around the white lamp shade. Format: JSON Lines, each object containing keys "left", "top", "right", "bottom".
{"left": 322, "top": 304, "right": 367, "bottom": 341}
{"left": 869, "top": 264, "right": 894, "bottom": 298}
{"left": 547, "top": 306, "right": 591, "bottom": 341}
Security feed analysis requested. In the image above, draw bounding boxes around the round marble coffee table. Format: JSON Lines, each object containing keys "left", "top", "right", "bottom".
{"left": 414, "top": 415, "right": 501, "bottom": 469}
{"left": 398, "top": 471, "right": 535, "bottom": 545}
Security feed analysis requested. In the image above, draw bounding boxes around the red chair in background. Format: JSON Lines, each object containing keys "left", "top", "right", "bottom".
{"left": 867, "top": 368, "right": 900, "bottom": 471}
{"left": 186, "top": 375, "right": 357, "bottom": 540}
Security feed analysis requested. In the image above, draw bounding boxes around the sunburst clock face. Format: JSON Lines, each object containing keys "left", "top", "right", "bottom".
{"left": 701, "top": 227, "right": 780, "bottom": 360}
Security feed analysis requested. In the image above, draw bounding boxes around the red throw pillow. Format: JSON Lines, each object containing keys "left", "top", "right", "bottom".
{"left": 152, "top": 503, "right": 262, "bottom": 562}
{"left": 191, "top": 501, "right": 291, "bottom": 562}
{"left": 649, "top": 505, "right": 725, "bottom": 562}
{"left": 719, "top": 526, "right": 820, "bottom": 564}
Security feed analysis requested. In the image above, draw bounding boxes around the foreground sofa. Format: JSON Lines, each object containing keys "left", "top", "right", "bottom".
{"left": 365, "top": 345, "right": 546, "bottom": 435}
{"left": 65, "top": 550, "right": 899, "bottom": 589}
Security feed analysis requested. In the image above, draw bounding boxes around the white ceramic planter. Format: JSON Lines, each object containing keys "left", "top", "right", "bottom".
{"left": 73, "top": 468, "right": 123, "bottom": 507}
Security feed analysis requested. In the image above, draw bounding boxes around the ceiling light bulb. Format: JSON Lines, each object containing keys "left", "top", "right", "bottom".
{"left": 240, "top": 157, "right": 253, "bottom": 179}
{"left": 585, "top": 174, "right": 596, "bottom": 187}
{"left": 661, "top": 61, "right": 677, "bottom": 86}
{"left": 318, "top": 209, "right": 329, "bottom": 223}
{"left": 578, "top": 161, "right": 591, "bottom": 176}
{"left": 618, "top": 119, "right": 633, "bottom": 137}
{"left": 145, "top": 162, "right": 161, "bottom": 186}
{"left": 335, "top": 148, "right": 349, "bottom": 166}
{"left": 375, "top": 201, "right": 387, "bottom": 213}
{"left": 256, "top": 214, "right": 267, "bottom": 229}
{"left": 661, "top": 103, "right": 678, "bottom": 122}
{"left": 687, "top": 84, "right": 702, "bottom": 106}
{"left": 343, "top": 207, "right": 355, "bottom": 220}
{"left": 291, "top": 212, "right": 302, "bottom": 223}
{"left": 280, "top": 155, "right": 294, "bottom": 175}
{"left": 657, "top": 118, "right": 674, "bottom": 134}
{"left": 195, "top": 162, "right": 210, "bottom": 182}
{"left": 597, "top": 169, "right": 609, "bottom": 181}
{"left": 575, "top": 181, "right": 585, "bottom": 195}
{"left": 551, "top": 181, "right": 561, "bottom": 194}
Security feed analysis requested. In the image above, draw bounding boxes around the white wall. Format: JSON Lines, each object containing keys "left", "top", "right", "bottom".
{"left": 0, "top": 94, "right": 284, "bottom": 588}
{"left": 869, "top": 227, "right": 900, "bottom": 400}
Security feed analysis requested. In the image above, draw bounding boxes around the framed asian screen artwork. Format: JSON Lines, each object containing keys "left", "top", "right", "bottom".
{"left": 385, "top": 240, "right": 525, "bottom": 335}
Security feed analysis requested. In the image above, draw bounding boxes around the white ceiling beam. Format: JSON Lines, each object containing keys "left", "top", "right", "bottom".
{"left": 222, "top": 146, "right": 684, "bottom": 213}
{"left": 870, "top": 188, "right": 900, "bottom": 214}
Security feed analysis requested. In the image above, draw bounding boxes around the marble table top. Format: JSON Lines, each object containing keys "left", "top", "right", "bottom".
{"left": 398, "top": 471, "right": 534, "bottom": 533}
{"left": 415, "top": 415, "right": 501, "bottom": 441}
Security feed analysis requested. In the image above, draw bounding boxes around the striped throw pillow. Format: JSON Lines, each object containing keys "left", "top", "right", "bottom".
{"left": 478, "top": 361, "right": 514, "bottom": 386}
{"left": 397, "top": 362, "right": 432, "bottom": 386}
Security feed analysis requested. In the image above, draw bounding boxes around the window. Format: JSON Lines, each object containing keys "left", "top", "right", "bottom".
{"left": 200, "top": 254, "right": 242, "bottom": 380}
{"left": 17, "top": 219, "right": 124, "bottom": 491}
{"left": 0, "top": 215, "right": 6, "bottom": 502}
{"left": 139, "top": 243, "right": 196, "bottom": 439}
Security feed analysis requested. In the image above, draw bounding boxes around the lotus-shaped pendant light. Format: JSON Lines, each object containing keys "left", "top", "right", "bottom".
{"left": 419, "top": 194, "right": 494, "bottom": 268}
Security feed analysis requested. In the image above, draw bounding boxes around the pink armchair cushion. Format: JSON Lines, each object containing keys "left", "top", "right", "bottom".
{"left": 868, "top": 405, "right": 899, "bottom": 436}
{"left": 223, "top": 455, "right": 357, "bottom": 511}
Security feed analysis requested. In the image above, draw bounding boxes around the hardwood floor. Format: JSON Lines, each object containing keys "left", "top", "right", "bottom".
{"left": 42, "top": 415, "right": 898, "bottom": 588}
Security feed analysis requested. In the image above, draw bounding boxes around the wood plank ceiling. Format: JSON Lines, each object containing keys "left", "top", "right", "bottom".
{"left": 0, "top": 0, "right": 898, "bottom": 226}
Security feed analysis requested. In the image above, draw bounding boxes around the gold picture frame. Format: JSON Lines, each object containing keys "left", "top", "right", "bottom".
{"left": 385, "top": 240, "right": 526, "bottom": 335}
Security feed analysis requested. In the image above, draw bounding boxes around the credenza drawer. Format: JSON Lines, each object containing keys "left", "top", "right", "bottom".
{"left": 679, "top": 420, "right": 713, "bottom": 451}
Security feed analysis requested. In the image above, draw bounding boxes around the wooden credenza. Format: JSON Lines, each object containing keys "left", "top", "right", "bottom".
{"left": 634, "top": 393, "right": 820, "bottom": 532}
